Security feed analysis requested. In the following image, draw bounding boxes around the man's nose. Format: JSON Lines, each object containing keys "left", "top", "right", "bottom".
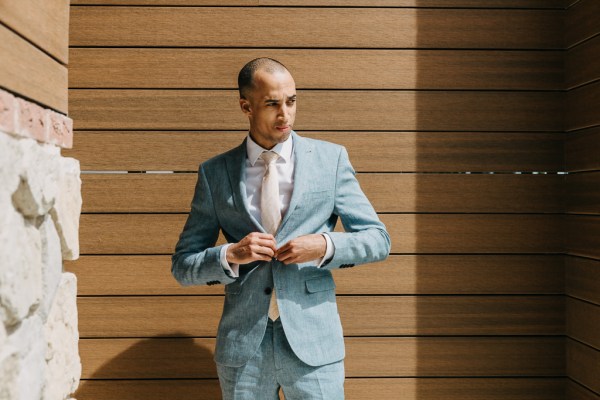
{"left": 277, "top": 104, "right": 288, "bottom": 119}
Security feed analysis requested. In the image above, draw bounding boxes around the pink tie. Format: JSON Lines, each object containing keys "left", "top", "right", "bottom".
{"left": 260, "top": 151, "right": 281, "bottom": 320}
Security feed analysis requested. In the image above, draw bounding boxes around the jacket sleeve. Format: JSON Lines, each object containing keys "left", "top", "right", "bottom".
{"left": 323, "top": 146, "right": 392, "bottom": 270}
{"left": 171, "top": 164, "right": 237, "bottom": 286}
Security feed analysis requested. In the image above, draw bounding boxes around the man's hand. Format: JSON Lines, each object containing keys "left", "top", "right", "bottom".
{"left": 226, "top": 232, "right": 277, "bottom": 264}
{"left": 275, "top": 234, "right": 327, "bottom": 265}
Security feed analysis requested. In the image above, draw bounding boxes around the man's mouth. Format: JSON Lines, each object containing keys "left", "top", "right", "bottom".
{"left": 275, "top": 125, "right": 290, "bottom": 132}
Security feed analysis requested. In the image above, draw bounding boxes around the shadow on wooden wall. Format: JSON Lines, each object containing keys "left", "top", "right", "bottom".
{"left": 75, "top": 333, "right": 221, "bottom": 399}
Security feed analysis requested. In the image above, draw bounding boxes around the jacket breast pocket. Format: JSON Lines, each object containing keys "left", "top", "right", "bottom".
{"left": 305, "top": 276, "right": 336, "bottom": 293}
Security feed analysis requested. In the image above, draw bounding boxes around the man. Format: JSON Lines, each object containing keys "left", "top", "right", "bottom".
{"left": 172, "top": 58, "right": 391, "bottom": 399}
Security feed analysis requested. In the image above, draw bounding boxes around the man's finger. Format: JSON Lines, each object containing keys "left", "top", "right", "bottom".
{"left": 255, "top": 238, "right": 277, "bottom": 251}
{"left": 251, "top": 244, "right": 275, "bottom": 258}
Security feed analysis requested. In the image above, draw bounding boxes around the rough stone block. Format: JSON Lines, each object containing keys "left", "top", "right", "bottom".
{"left": 50, "top": 157, "right": 81, "bottom": 260}
{"left": 0, "top": 132, "right": 22, "bottom": 203}
{"left": 11, "top": 139, "right": 60, "bottom": 218}
{"left": 6, "top": 315, "right": 46, "bottom": 400}
{"left": 43, "top": 273, "right": 81, "bottom": 400}
{"left": 0, "top": 207, "right": 42, "bottom": 326}
{"left": 37, "top": 216, "right": 63, "bottom": 323}
{"left": 0, "top": 321, "right": 6, "bottom": 351}
{"left": 16, "top": 97, "right": 46, "bottom": 143}
{"left": 0, "top": 342, "right": 19, "bottom": 400}
{"left": 0, "top": 89, "right": 17, "bottom": 134}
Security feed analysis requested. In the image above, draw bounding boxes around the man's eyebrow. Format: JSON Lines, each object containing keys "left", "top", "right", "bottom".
{"left": 288, "top": 95, "right": 297, "bottom": 100}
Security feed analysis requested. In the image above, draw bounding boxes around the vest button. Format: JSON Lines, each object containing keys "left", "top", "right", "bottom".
{"left": 264, "top": 287, "right": 272, "bottom": 295}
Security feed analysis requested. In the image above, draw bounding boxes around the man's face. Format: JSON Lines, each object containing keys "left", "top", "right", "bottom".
{"left": 240, "top": 69, "right": 297, "bottom": 150}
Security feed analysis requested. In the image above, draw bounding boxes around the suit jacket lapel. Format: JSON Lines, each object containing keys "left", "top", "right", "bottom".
{"left": 277, "top": 131, "right": 312, "bottom": 237}
{"left": 225, "top": 137, "right": 266, "bottom": 234}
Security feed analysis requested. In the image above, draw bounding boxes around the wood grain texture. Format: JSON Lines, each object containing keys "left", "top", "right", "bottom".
{"left": 565, "top": 127, "right": 600, "bottom": 173}
{"left": 75, "top": 378, "right": 567, "bottom": 400}
{"left": 0, "top": 0, "right": 69, "bottom": 63}
{"left": 66, "top": 254, "right": 565, "bottom": 296}
{"left": 80, "top": 173, "right": 564, "bottom": 213}
{"left": 77, "top": 295, "right": 565, "bottom": 337}
{"left": 566, "top": 0, "right": 600, "bottom": 49}
{"left": 69, "top": 0, "right": 257, "bottom": 3}
{"left": 68, "top": 89, "right": 564, "bottom": 132}
{"left": 566, "top": 34, "right": 600, "bottom": 90}
{"left": 567, "top": 339, "right": 600, "bottom": 394}
{"left": 566, "top": 256, "right": 600, "bottom": 305}
{"left": 79, "top": 214, "right": 564, "bottom": 254}
{"left": 567, "top": 380, "right": 600, "bottom": 400}
{"left": 69, "top": 48, "right": 563, "bottom": 90}
{"left": 567, "top": 81, "right": 600, "bottom": 131}
{"left": 567, "top": 297, "right": 600, "bottom": 350}
{"left": 69, "top": 0, "right": 566, "bottom": 7}
{"left": 566, "top": 215, "right": 600, "bottom": 259}
{"left": 64, "top": 131, "right": 565, "bottom": 173}
{"left": 566, "top": 172, "right": 600, "bottom": 214}
{"left": 69, "top": 7, "right": 563, "bottom": 49}
{"left": 261, "top": 0, "right": 566, "bottom": 6}
{"left": 0, "top": 24, "right": 68, "bottom": 113}
{"left": 78, "top": 337, "right": 565, "bottom": 379}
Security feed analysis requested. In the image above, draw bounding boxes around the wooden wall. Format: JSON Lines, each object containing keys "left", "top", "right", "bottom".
{"left": 565, "top": 0, "right": 600, "bottom": 399}
{"left": 65, "top": 1, "right": 569, "bottom": 399}
{"left": 0, "top": 0, "right": 69, "bottom": 112}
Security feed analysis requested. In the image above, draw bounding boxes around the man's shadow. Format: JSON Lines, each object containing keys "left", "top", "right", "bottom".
{"left": 75, "top": 332, "right": 222, "bottom": 400}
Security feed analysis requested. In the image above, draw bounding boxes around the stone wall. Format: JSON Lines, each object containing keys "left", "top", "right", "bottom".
{"left": 0, "top": 88, "right": 81, "bottom": 400}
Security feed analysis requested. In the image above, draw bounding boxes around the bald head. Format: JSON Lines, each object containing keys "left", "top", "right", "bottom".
{"left": 238, "top": 58, "right": 290, "bottom": 99}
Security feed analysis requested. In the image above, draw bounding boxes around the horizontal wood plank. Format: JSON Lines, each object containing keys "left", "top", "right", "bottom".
{"left": 69, "top": 89, "right": 564, "bottom": 132}
{"left": 566, "top": 0, "right": 600, "bottom": 49}
{"left": 69, "top": 0, "right": 567, "bottom": 7}
{"left": 566, "top": 380, "right": 600, "bottom": 400}
{"left": 80, "top": 173, "right": 564, "bottom": 213}
{"left": 567, "top": 80, "right": 600, "bottom": 131}
{"left": 66, "top": 254, "right": 565, "bottom": 296}
{"left": 261, "top": 0, "right": 566, "bottom": 6}
{"left": 566, "top": 172, "right": 600, "bottom": 214}
{"left": 75, "top": 378, "right": 567, "bottom": 400}
{"left": 79, "top": 214, "right": 564, "bottom": 254}
{"left": 69, "top": 48, "right": 563, "bottom": 90}
{"left": 0, "top": 0, "right": 69, "bottom": 63}
{"left": 567, "top": 339, "right": 600, "bottom": 395}
{"left": 567, "top": 297, "right": 600, "bottom": 350}
{"left": 566, "top": 215, "right": 600, "bottom": 259}
{"left": 0, "top": 24, "right": 68, "bottom": 113}
{"left": 64, "top": 131, "right": 565, "bottom": 173}
{"left": 565, "top": 127, "right": 600, "bottom": 172}
{"left": 77, "top": 295, "right": 565, "bottom": 337}
{"left": 566, "top": 34, "right": 600, "bottom": 90}
{"left": 69, "top": 7, "right": 563, "bottom": 49}
{"left": 79, "top": 337, "right": 565, "bottom": 379}
{"left": 566, "top": 255, "right": 600, "bottom": 305}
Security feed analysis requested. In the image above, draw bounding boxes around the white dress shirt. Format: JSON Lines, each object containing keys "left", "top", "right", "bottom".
{"left": 220, "top": 133, "right": 334, "bottom": 277}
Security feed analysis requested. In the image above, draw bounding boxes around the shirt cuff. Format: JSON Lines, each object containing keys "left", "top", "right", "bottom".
{"left": 316, "top": 233, "right": 335, "bottom": 268}
{"left": 220, "top": 243, "right": 239, "bottom": 278}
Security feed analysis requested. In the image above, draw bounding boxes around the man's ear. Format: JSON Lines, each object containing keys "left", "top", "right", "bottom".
{"left": 239, "top": 98, "right": 252, "bottom": 115}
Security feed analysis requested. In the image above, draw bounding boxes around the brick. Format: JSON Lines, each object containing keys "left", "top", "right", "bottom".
{"left": 0, "top": 89, "right": 16, "bottom": 134}
{"left": 16, "top": 98, "right": 47, "bottom": 143}
{"left": 47, "top": 110, "right": 73, "bottom": 149}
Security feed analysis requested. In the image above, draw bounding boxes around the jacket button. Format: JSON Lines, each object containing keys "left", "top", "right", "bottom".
{"left": 264, "top": 287, "right": 272, "bottom": 295}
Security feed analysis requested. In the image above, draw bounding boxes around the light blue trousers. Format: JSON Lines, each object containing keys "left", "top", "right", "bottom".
{"left": 216, "top": 318, "right": 345, "bottom": 400}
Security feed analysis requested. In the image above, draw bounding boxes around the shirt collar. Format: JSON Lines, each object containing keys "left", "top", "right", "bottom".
{"left": 246, "top": 131, "right": 294, "bottom": 166}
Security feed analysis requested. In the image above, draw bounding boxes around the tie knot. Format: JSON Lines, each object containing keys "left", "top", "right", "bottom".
{"left": 260, "top": 151, "right": 279, "bottom": 165}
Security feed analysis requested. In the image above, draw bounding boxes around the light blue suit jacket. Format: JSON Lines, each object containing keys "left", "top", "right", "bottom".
{"left": 172, "top": 131, "right": 391, "bottom": 367}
